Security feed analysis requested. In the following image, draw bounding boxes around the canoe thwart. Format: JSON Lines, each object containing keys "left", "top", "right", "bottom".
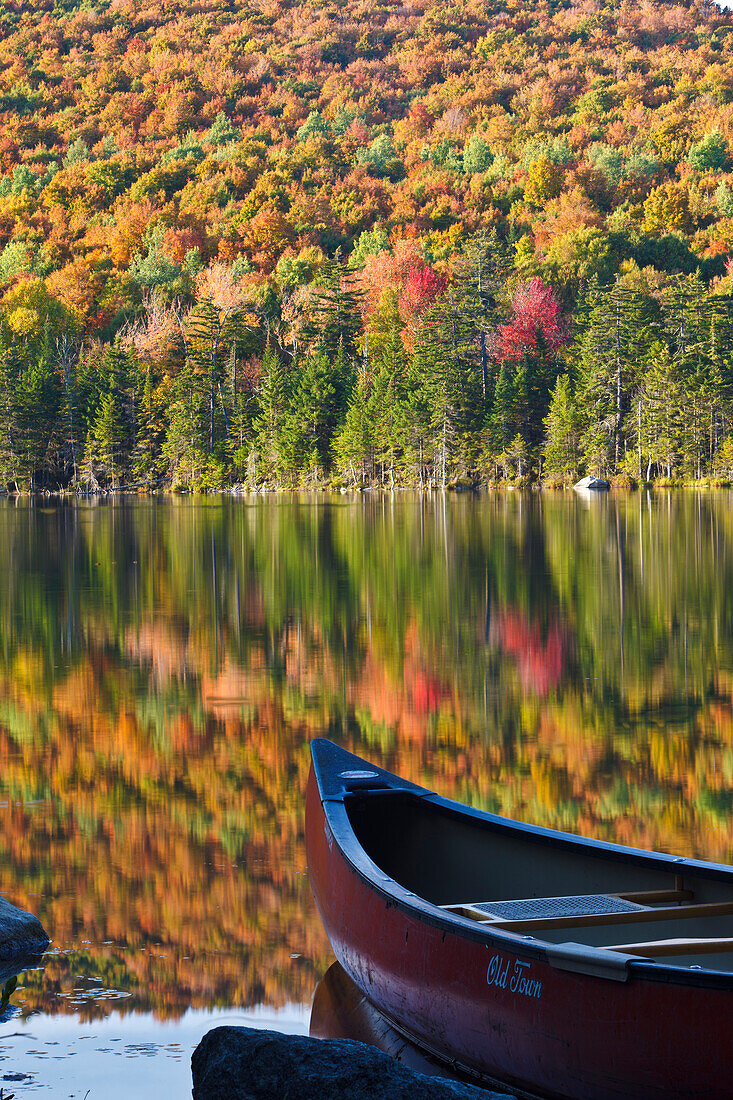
{"left": 614, "top": 889, "right": 694, "bottom": 904}
{"left": 606, "top": 937, "right": 733, "bottom": 957}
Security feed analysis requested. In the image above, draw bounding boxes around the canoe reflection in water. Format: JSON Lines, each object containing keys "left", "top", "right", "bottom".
{"left": 311, "top": 961, "right": 475, "bottom": 1085}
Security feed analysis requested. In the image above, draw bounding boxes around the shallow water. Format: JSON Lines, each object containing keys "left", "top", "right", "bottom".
{"left": 0, "top": 492, "right": 732, "bottom": 1094}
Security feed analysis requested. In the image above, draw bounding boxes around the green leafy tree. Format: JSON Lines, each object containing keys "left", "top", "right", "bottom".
{"left": 687, "top": 131, "right": 728, "bottom": 172}
{"left": 204, "top": 111, "right": 240, "bottom": 146}
{"left": 296, "top": 111, "right": 330, "bottom": 142}
{"left": 356, "top": 134, "right": 403, "bottom": 180}
{"left": 463, "top": 135, "right": 493, "bottom": 174}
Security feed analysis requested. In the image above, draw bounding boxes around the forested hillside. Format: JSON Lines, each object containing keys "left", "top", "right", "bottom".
{"left": 3, "top": 0, "right": 733, "bottom": 488}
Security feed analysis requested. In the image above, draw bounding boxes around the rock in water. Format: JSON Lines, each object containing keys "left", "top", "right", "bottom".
{"left": 573, "top": 475, "right": 610, "bottom": 492}
{"left": 0, "top": 895, "right": 49, "bottom": 958}
{"left": 192, "top": 1026, "right": 514, "bottom": 1100}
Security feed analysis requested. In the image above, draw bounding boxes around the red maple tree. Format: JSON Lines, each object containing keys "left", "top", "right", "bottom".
{"left": 494, "top": 277, "right": 567, "bottom": 361}
{"left": 398, "top": 263, "right": 447, "bottom": 350}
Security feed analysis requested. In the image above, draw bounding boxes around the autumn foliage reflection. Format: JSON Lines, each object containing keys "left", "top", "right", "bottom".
{"left": 0, "top": 494, "right": 730, "bottom": 1021}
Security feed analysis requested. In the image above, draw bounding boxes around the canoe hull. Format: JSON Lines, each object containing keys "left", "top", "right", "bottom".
{"left": 306, "top": 768, "right": 732, "bottom": 1100}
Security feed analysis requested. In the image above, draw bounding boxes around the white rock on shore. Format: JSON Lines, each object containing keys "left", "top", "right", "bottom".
{"left": 574, "top": 475, "right": 610, "bottom": 492}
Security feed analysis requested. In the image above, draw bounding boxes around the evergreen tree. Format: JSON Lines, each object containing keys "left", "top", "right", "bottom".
{"left": 332, "top": 378, "right": 373, "bottom": 486}
{"left": 543, "top": 373, "right": 580, "bottom": 483}
{"left": 187, "top": 300, "right": 229, "bottom": 456}
{"left": 403, "top": 327, "right": 437, "bottom": 487}
{"left": 407, "top": 321, "right": 453, "bottom": 487}
{"left": 415, "top": 290, "right": 485, "bottom": 483}
{"left": 162, "top": 355, "right": 209, "bottom": 488}
{"left": 87, "top": 389, "right": 126, "bottom": 489}
{"left": 133, "top": 364, "right": 167, "bottom": 486}
{"left": 302, "top": 258, "right": 364, "bottom": 365}
{"left": 638, "top": 342, "right": 684, "bottom": 480}
{"left": 493, "top": 278, "right": 567, "bottom": 472}
{"left": 0, "top": 336, "right": 24, "bottom": 489}
{"left": 369, "top": 326, "right": 408, "bottom": 484}
{"left": 489, "top": 360, "right": 521, "bottom": 457}
{"left": 14, "top": 355, "right": 63, "bottom": 490}
{"left": 575, "top": 279, "right": 649, "bottom": 473}
{"left": 293, "top": 346, "right": 340, "bottom": 476}
{"left": 56, "top": 334, "right": 81, "bottom": 484}
{"left": 451, "top": 231, "right": 507, "bottom": 404}
{"left": 253, "top": 345, "right": 294, "bottom": 483}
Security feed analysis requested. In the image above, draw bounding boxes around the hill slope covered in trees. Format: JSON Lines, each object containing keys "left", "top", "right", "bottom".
{"left": 3, "top": 0, "right": 733, "bottom": 487}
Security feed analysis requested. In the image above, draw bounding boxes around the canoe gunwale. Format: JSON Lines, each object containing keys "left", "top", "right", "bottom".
{"left": 311, "top": 738, "right": 733, "bottom": 991}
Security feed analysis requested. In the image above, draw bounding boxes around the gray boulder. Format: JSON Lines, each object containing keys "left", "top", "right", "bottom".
{"left": 0, "top": 895, "right": 49, "bottom": 958}
{"left": 192, "top": 1026, "right": 514, "bottom": 1100}
{"left": 574, "top": 475, "right": 609, "bottom": 492}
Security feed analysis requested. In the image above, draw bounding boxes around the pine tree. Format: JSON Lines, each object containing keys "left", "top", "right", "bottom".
{"left": 638, "top": 342, "right": 684, "bottom": 480}
{"left": 253, "top": 344, "right": 293, "bottom": 483}
{"left": 575, "top": 279, "right": 649, "bottom": 474}
{"left": 133, "top": 364, "right": 166, "bottom": 486}
{"left": 369, "top": 326, "right": 408, "bottom": 484}
{"left": 186, "top": 278, "right": 248, "bottom": 459}
{"left": 543, "top": 374, "right": 580, "bottom": 484}
{"left": 489, "top": 361, "right": 521, "bottom": 457}
{"left": 406, "top": 320, "right": 453, "bottom": 487}
{"left": 14, "top": 355, "right": 63, "bottom": 490}
{"left": 493, "top": 277, "right": 567, "bottom": 470}
{"left": 87, "top": 389, "right": 126, "bottom": 489}
{"left": 404, "top": 328, "right": 436, "bottom": 487}
{"left": 55, "top": 332, "right": 81, "bottom": 484}
{"left": 413, "top": 290, "right": 485, "bottom": 484}
{"left": 302, "top": 258, "right": 365, "bottom": 365}
{"left": 451, "top": 230, "right": 507, "bottom": 404}
{"left": 0, "top": 337, "right": 21, "bottom": 489}
{"left": 659, "top": 275, "right": 716, "bottom": 479}
{"left": 291, "top": 346, "right": 340, "bottom": 477}
{"left": 332, "top": 378, "right": 373, "bottom": 486}
{"left": 162, "top": 355, "right": 208, "bottom": 488}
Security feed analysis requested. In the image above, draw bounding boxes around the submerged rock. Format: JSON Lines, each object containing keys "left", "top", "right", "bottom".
{"left": 0, "top": 895, "right": 49, "bottom": 958}
{"left": 574, "top": 475, "right": 610, "bottom": 492}
{"left": 192, "top": 1026, "right": 514, "bottom": 1100}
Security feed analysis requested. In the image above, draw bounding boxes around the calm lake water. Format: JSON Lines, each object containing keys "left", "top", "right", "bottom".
{"left": 0, "top": 492, "right": 732, "bottom": 1095}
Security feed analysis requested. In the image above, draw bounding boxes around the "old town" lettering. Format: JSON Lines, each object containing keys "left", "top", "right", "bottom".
{"left": 486, "top": 954, "right": 543, "bottom": 999}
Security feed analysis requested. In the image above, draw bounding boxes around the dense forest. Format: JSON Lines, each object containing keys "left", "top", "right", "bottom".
{"left": 5, "top": 0, "right": 733, "bottom": 487}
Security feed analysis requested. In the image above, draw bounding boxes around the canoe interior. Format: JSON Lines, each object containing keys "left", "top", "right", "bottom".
{"left": 346, "top": 791, "right": 733, "bottom": 973}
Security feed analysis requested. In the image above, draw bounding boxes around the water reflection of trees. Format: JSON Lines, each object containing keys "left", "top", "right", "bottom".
{"left": 0, "top": 493, "right": 731, "bottom": 1019}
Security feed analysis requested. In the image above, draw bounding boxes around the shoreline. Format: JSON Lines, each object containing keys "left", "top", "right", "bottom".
{"left": 2, "top": 479, "right": 733, "bottom": 499}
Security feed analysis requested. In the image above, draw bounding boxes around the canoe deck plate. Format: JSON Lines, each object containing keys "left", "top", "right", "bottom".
{"left": 470, "top": 895, "right": 648, "bottom": 920}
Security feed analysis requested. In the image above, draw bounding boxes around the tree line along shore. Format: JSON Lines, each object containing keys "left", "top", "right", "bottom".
{"left": 3, "top": 234, "right": 733, "bottom": 493}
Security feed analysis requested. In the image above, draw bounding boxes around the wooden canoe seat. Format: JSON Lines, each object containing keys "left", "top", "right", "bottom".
{"left": 445, "top": 893, "right": 649, "bottom": 922}
{"left": 442, "top": 890, "right": 733, "bottom": 931}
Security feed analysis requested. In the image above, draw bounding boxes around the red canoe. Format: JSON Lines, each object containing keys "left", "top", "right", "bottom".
{"left": 306, "top": 739, "right": 733, "bottom": 1100}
